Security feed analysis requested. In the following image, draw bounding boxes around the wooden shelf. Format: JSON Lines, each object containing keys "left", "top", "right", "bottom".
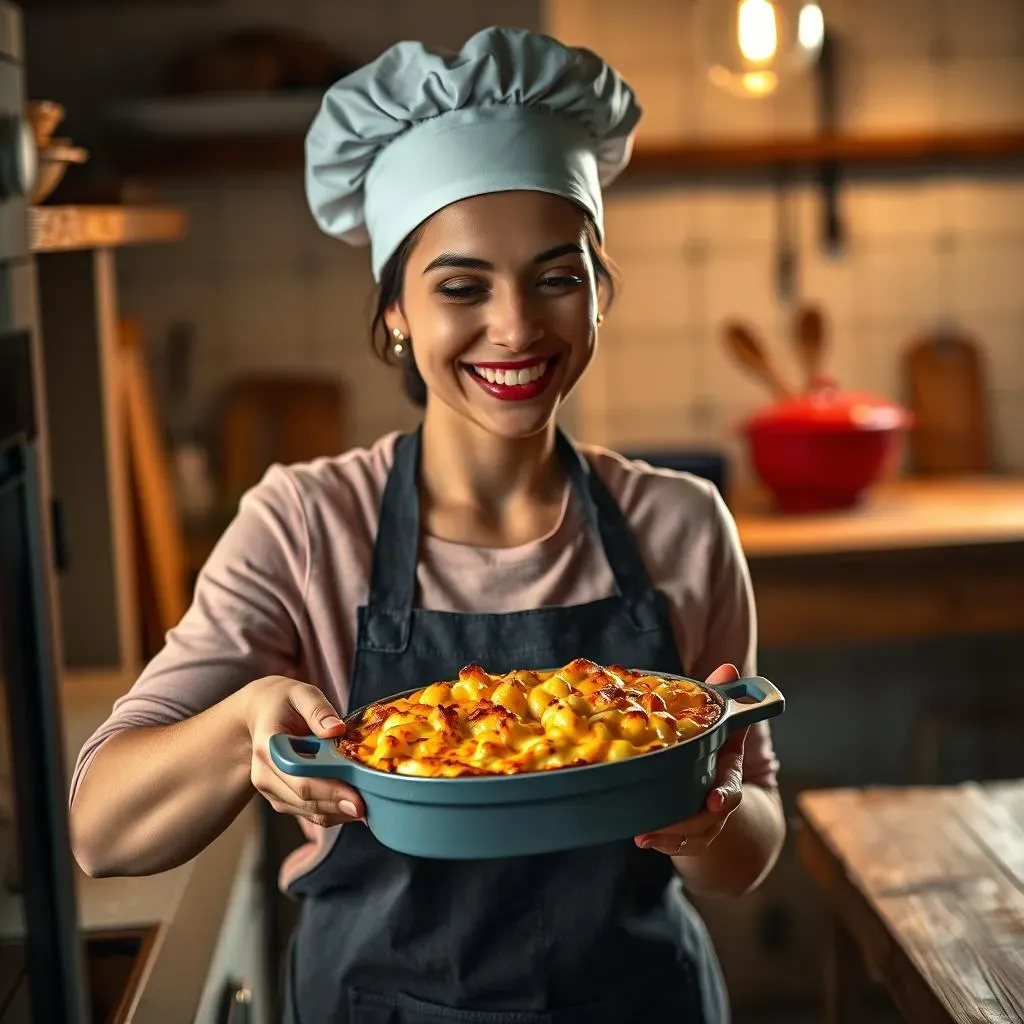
{"left": 107, "top": 128, "right": 1024, "bottom": 180}
{"left": 626, "top": 128, "right": 1024, "bottom": 176}
{"left": 30, "top": 204, "right": 187, "bottom": 253}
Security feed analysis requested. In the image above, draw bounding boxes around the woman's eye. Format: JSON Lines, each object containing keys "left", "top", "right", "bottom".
{"left": 438, "top": 282, "right": 485, "bottom": 301}
{"left": 540, "top": 273, "right": 584, "bottom": 290}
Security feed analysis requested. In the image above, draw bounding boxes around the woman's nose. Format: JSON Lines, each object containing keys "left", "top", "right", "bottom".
{"left": 488, "top": 289, "right": 544, "bottom": 351}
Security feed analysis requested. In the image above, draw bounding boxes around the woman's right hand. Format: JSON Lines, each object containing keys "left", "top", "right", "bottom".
{"left": 242, "top": 675, "right": 366, "bottom": 828}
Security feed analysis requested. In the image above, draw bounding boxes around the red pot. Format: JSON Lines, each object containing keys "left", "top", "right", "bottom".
{"left": 741, "top": 380, "right": 912, "bottom": 513}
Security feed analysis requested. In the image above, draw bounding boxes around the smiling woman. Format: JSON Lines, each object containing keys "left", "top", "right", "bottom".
{"left": 69, "top": 24, "right": 785, "bottom": 1024}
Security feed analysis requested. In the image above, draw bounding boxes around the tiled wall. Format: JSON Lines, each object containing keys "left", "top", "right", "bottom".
{"left": 27, "top": 0, "right": 1023, "bottom": 464}
{"left": 551, "top": 0, "right": 1024, "bottom": 474}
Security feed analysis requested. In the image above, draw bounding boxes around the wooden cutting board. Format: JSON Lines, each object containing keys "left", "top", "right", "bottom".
{"left": 902, "top": 332, "right": 993, "bottom": 476}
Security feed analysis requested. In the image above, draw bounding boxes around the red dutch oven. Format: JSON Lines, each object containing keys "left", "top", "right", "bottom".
{"left": 741, "top": 378, "right": 913, "bottom": 513}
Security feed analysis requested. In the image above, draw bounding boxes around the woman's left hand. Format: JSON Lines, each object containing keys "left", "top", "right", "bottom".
{"left": 634, "top": 662, "right": 748, "bottom": 857}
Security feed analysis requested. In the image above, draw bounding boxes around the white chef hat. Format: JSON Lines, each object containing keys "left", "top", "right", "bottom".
{"left": 305, "top": 26, "right": 642, "bottom": 280}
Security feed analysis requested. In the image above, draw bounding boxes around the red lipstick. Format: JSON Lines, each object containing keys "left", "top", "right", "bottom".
{"left": 463, "top": 356, "right": 557, "bottom": 403}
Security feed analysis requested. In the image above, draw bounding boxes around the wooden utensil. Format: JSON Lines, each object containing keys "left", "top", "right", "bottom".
{"left": 118, "top": 318, "right": 190, "bottom": 653}
{"left": 903, "top": 330, "right": 993, "bottom": 475}
{"left": 793, "top": 304, "right": 827, "bottom": 392}
{"left": 723, "top": 321, "right": 794, "bottom": 400}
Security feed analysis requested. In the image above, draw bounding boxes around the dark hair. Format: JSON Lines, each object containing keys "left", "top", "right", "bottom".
{"left": 370, "top": 217, "right": 618, "bottom": 408}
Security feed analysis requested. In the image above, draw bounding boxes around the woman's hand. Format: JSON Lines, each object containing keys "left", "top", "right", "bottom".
{"left": 243, "top": 676, "right": 366, "bottom": 828}
{"left": 634, "top": 662, "right": 748, "bottom": 857}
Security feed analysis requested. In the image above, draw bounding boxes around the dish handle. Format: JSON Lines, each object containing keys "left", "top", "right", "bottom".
{"left": 715, "top": 676, "right": 785, "bottom": 734}
{"left": 269, "top": 734, "right": 344, "bottom": 778}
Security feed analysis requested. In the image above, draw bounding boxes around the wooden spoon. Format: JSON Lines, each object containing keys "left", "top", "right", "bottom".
{"left": 723, "top": 321, "right": 794, "bottom": 400}
{"left": 793, "top": 305, "right": 826, "bottom": 392}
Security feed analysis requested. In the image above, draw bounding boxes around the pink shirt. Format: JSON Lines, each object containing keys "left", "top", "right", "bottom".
{"left": 71, "top": 433, "right": 779, "bottom": 887}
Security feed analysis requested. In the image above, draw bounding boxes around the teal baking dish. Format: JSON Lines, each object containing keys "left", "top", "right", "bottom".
{"left": 269, "top": 671, "right": 784, "bottom": 859}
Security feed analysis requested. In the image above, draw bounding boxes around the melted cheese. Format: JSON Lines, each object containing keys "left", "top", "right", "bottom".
{"left": 337, "top": 659, "right": 723, "bottom": 778}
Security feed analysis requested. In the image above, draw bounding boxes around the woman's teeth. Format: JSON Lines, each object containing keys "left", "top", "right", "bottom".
{"left": 470, "top": 361, "right": 548, "bottom": 385}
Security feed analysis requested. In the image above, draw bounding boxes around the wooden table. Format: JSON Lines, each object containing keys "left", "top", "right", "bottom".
{"left": 733, "top": 478, "right": 1024, "bottom": 646}
{"left": 796, "top": 783, "right": 1024, "bottom": 1024}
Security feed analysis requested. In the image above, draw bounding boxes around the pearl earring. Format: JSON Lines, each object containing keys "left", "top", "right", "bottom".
{"left": 595, "top": 312, "right": 605, "bottom": 326}
{"left": 391, "top": 326, "right": 406, "bottom": 357}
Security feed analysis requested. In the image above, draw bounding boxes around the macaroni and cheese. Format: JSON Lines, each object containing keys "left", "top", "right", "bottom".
{"left": 338, "top": 658, "right": 722, "bottom": 777}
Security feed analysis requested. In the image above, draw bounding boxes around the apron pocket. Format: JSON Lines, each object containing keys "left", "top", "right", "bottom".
{"left": 348, "top": 988, "right": 551, "bottom": 1024}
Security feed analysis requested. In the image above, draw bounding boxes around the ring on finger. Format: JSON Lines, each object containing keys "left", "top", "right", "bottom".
{"left": 674, "top": 834, "right": 688, "bottom": 855}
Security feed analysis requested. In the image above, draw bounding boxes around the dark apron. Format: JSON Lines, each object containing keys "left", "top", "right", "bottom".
{"left": 285, "top": 429, "right": 729, "bottom": 1024}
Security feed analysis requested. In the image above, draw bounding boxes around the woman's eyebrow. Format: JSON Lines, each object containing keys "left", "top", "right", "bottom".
{"left": 422, "top": 242, "right": 584, "bottom": 274}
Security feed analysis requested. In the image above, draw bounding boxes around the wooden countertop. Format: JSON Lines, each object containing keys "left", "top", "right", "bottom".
{"left": 796, "top": 782, "right": 1024, "bottom": 1023}
{"left": 734, "top": 477, "right": 1024, "bottom": 559}
{"left": 30, "top": 205, "right": 187, "bottom": 253}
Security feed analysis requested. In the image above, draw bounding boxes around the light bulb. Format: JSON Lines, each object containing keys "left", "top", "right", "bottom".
{"left": 798, "top": 3, "right": 825, "bottom": 51}
{"left": 695, "top": 0, "right": 826, "bottom": 99}
{"left": 737, "top": 0, "right": 779, "bottom": 63}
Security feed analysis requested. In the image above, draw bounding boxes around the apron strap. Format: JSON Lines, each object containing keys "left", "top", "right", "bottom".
{"left": 362, "top": 427, "right": 661, "bottom": 653}
{"left": 554, "top": 430, "right": 663, "bottom": 628}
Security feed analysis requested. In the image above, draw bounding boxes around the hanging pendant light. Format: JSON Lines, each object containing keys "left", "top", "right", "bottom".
{"left": 695, "top": 0, "right": 826, "bottom": 99}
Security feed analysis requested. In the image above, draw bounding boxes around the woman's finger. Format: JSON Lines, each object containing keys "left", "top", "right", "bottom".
{"left": 704, "top": 662, "right": 740, "bottom": 687}
{"left": 252, "top": 753, "right": 365, "bottom": 820}
{"left": 706, "top": 783, "right": 743, "bottom": 816}
{"left": 287, "top": 682, "right": 348, "bottom": 738}
{"left": 636, "top": 824, "right": 723, "bottom": 856}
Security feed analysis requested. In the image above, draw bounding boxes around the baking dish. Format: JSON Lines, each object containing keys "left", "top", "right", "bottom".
{"left": 269, "top": 671, "right": 784, "bottom": 859}
{"left": 742, "top": 380, "right": 911, "bottom": 513}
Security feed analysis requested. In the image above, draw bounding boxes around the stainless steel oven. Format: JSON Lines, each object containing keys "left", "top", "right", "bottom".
{"left": 0, "top": 2, "right": 89, "bottom": 1020}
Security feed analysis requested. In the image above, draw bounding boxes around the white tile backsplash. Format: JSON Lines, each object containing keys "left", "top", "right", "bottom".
{"left": 858, "top": 241, "right": 944, "bottom": 322}
{"left": 948, "top": 237, "right": 1024, "bottom": 317}
{"left": 938, "top": 0, "right": 1024, "bottom": 58}
{"left": 841, "top": 58, "right": 942, "bottom": 133}
{"left": 942, "top": 177, "right": 1024, "bottom": 236}
{"left": 599, "top": 0, "right": 696, "bottom": 64}
{"left": 691, "top": 188, "right": 779, "bottom": 249}
{"left": 604, "top": 334, "right": 697, "bottom": 413}
{"left": 692, "top": 77, "right": 781, "bottom": 142}
{"left": 604, "top": 190, "right": 695, "bottom": 255}
{"left": 954, "top": 314, "right": 1024, "bottom": 388}
{"left": 702, "top": 248, "right": 778, "bottom": 337}
{"left": 610, "top": 253, "right": 700, "bottom": 334}
{"left": 838, "top": 181, "right": 942, "bottom": 243}
{"left": 625, "top": 66, "right": 695, "bottom": 143}
{"left": 854, "top": 0, "right": 947, "bottom": 59}
{"left": 991, "top": 388, "right": 1024, "bottom": 471}
{"left": 939, "top": 57, "right": 1024, "bottom": 128}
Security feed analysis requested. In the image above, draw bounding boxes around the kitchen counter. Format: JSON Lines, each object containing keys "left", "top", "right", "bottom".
{"left": 733, "top": 476, "right": 1024, "bottom": 646}
{"left": 0, "top": 670, "right": 265, "bottom": 1023}
{"left": 734, "top": 477, "right": 1024, "bottom": 557}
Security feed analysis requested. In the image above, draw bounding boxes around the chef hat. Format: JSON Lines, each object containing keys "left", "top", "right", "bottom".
{"left": 305, "top": 26, "right": 642, "bottom": 280}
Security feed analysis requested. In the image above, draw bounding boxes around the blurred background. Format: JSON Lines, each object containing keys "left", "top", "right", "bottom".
{"left": 3, "top": 0, "right": 1022, "bottom": 1021}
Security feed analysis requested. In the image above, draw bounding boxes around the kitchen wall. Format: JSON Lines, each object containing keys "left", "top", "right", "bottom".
{"left": 26, "top": 0, "right": 1024, "bottom": 464}
{"left": 552, "top": 0, "right": 1024, "bottom": 471}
